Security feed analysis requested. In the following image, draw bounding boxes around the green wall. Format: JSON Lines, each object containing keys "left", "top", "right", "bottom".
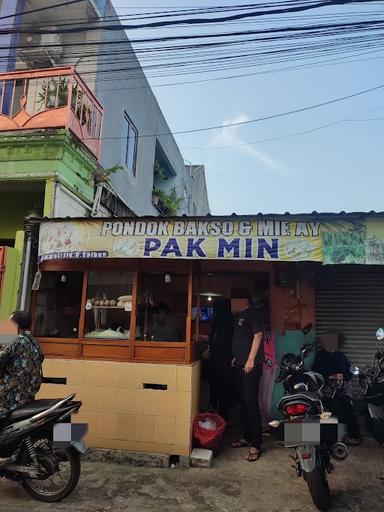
{"left": 0, "top": 129, "right": 97, "bottom": 317}
{"left": 271, "top": 329, "right": 316, "bottom": 419}
{"left": 0, "top": 191, "right": 43, "bottom": 241}
{"left": 0, "top": 247, "right": 21, "bottom": 320}
{"left": 0, "top": 130, "right": 97, "bottom": 204}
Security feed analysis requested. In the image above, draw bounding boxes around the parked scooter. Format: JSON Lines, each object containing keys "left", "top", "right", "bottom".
{"left": 270, "top": 325, "right": 349, "bottom": 512}
{"left": 353, "top": 328, "right": 384, "bottom": 446}
{"left": 0, "top": 391, "right": 87, "bottom": 502}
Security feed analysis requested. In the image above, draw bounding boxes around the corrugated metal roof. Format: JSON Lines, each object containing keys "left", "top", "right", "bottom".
{"left": 31, "top": 211, "right": 384, "bottom": 223}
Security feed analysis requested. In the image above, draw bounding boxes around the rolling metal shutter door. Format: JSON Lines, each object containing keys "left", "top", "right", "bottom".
{"left": 316, "top": 266, "right": 384, "bottom": 368}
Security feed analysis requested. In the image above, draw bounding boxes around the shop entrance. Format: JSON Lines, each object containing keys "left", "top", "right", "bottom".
{"left": 196, "top": 269, "right": 270, "bottom": 437}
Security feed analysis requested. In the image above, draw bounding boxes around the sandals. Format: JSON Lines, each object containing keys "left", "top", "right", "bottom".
{"left": 231, "top": 439, "right": 251, "bottom": 448}
{"left": 232, "top": 439, "right": 262, "bottom": 461}
{"left": 246, "top": 447, "right": 261, "bottom": 462}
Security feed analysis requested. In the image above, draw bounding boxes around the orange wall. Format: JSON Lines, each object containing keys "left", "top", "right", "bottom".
{"left": 270, "top": 271, "right": 315, "bottom": 333}
{"left": 200, "top": 259, "right": 316, "bottom": 334}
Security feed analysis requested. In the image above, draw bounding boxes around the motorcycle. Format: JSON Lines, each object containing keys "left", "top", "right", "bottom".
{"left": 269, "top": 325, "right": 349, "bottom": 512}
{"left": 0, "top": 387, "right": 87, "bottom": 502}
{"left": 353, "top": 328, "right": 384, "bottom": 446}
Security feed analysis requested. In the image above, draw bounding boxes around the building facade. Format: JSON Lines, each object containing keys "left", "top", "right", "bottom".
{"left": 31, "top": 213, "right": 384, "bottom": 456}
{"left": 1, "top": 0, "right": 208, "bottom": 217}
{"left": 0, "top": 0, "right": 209, "bottom": 318}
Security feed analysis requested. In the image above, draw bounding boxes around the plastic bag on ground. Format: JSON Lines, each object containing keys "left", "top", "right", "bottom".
{"left": 193, "top": 412, "right": 226, "bottom": 455}
{"left": 198, "top": 418, "right": 217, "bottom": 431}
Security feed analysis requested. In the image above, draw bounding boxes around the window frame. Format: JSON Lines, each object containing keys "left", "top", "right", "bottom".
{"left": 32, "top": 269, "right": 85, "bottom": 340}
{"left": 33, "top": 259, "right": 196, "bottom": 365}
{"left": 134, "top": 270, "right": 190, "bottom": 344}
{"left": 122, "top": 112, "right": 138, "bottom": 177}
{"left": 83, "top": 270, "right": 134, "bottom": 342}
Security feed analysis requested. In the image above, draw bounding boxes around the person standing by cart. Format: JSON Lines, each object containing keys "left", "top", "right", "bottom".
{"left": 230, "top": 289, "right": 264, "bottom": 462}
{"left": 209, "top": 299, "right": 233, "bottom": 421}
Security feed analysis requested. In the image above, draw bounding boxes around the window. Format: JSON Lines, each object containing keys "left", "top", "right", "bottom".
{"left": 34, "top": 263, "right": 196, "bottom": 363}
{"left": 84, "top": 271, "right": 133, "bottom": 340}
{"left": 135, "top": 272, "right": 188, "bottom": 342}
{"left": 34, "top": 272, "right": 83, "bottom": 338}
{"left": 122, "top": 113, "right": 138, "bottom": 176}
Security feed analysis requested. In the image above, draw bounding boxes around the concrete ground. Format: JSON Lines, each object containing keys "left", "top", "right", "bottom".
{"left": 0, "top": 435, "right": 383, "bottom": 512}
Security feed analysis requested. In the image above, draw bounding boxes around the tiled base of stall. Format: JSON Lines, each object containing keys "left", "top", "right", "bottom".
{"left": 38, "top": 359, "right": 201, "bottom": 456}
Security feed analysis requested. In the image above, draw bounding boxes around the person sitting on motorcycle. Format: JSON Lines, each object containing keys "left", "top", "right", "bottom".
{"left": 312, "top": 333, "right": 362, "bottom": 446}
{"left": 0, "top": 311, "right": 44, "bottom": 420}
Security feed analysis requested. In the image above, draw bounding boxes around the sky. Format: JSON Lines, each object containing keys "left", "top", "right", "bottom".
{"left": 113, "top": 1, "right": 384, "bottom": 215}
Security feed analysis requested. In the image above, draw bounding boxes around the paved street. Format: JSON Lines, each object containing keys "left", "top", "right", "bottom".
{"left": 0, "top": 436, "right": 383, "bottom": 512}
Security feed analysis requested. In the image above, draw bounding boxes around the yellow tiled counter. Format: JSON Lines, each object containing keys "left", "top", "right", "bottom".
{"left": 37, "top": 359, "right": 201, "bottom": 456}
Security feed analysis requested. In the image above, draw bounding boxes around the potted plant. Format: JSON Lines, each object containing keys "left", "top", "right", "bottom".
{"left": 93, "top": 164, "right": 124, "bottom": 184}
{"left": 152, "top": 187, "right": 183, "bottom": 216}
{"left": 37, "top": 77, "right": 69, "bottom": 109}
{"left": 154, "top": 160, "right": 167, "bottom": 181}
{"left": 37, "top": 78, "right": 91, "bottom": 126}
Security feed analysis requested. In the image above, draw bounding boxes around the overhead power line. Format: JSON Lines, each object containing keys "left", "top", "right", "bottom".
{"left": 2, "top": 14, "right": 384, "bottom": 86}
{"left": 0, "top": 0, "right": 85, "bottom": 21}
{"left": 1, "top": 2, "right": 383, "bottom": 95}
{"left": 0, "top": 0, "right": 381, "bottom": 34}
{"left": 181, "top": 104, "right": 384, "bottom": 150}
{"left": 79, "top": 80, "right": 384, "bottom": 141}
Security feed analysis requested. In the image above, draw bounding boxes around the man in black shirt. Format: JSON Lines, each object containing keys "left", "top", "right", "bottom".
{"left": 231, "top": 288, "right": 264, "bottom": 462}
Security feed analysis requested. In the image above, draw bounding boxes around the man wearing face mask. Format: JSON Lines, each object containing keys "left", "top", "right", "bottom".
{"left": 312, "top": 333, "right": 362, "bottom": 446}
{"left": 230, "top": 289, "right": 264, "bottom": 462}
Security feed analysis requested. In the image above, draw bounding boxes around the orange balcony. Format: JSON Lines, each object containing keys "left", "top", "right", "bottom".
{"left": 0, "top": 66, "right": 103, "bottom": 160}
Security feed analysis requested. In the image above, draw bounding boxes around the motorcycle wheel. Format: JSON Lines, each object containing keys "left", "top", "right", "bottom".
{"left": 21, "top": 441, "right": 81, "bottom": 503}
{"left": 303, "top": 466, "right": 331, "bottom": 512}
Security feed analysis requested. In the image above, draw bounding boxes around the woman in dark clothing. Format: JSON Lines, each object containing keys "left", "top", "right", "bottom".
{"left": 0, "top": 311, "right": 44, "bottom": 419}
{"left": 313, "top": 334, "right": 361, "bottom": 446}
{"left": 209, "top": 299, "right": 233, "bottom": 421}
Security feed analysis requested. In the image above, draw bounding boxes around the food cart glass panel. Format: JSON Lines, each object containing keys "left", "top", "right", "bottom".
{"left": 84, "top": 271, "right": 133, "bottom": 340}
{"left": 34, "top": 271, "right": 83, "bottom": 338}
{"left": 135, "top": 272, "right": 188, "bottom": 342}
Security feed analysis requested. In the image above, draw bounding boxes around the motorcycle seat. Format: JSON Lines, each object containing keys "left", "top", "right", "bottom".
{"left": 297, "top": 391, "right": 321, "bottom": 401}
{"left": 281, "top": 391, "right": 321, "bottom": 404}
{"left": 6, "top": 398, "right": 66, "bottom": 423}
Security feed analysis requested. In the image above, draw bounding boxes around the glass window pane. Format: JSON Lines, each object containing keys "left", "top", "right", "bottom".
{"left": 11, "top": 79, "right": 24, "bottom": 116}
{"left": 2, "top": 82, "right": 12, "bottom": 116}
{"left": 84, "top": 271, "right": 133, "bottom": 340}
{"left": 135, "top": 272, "right": 188, "bottom": 342}
{"left": 121, "top": 116, "right": 129, "bottom": 165}
{"left": 122, "top": 113, "right": 138, "bottom": 174}
{"left": 127, "top": 125, "right": 137, "bottom": 175}
{"left": 34, "top": 272, "right": 83, "bottom": 338}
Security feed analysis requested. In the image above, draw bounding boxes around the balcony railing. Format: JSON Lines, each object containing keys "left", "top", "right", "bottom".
{"left": 0, "top": 67, "right": 103, "bottom": 160}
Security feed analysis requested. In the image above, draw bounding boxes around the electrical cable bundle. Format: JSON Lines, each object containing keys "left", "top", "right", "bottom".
{"left": 1, "top": 0, "right": 384, "bottom": 141}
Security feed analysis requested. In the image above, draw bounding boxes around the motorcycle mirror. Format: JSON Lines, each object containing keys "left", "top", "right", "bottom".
{"left": 376, "top": 328, "right": 384, "bottom": 341}
{"left": 351, "top": 366, "right": 360, "bottom": 376}
{"left": 302, "top": 323, "right": 313, "bottom": 336}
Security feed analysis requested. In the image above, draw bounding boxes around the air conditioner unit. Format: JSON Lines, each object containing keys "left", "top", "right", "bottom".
{"left": 18, "top": 29, "right": 63, "bottom": 67}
